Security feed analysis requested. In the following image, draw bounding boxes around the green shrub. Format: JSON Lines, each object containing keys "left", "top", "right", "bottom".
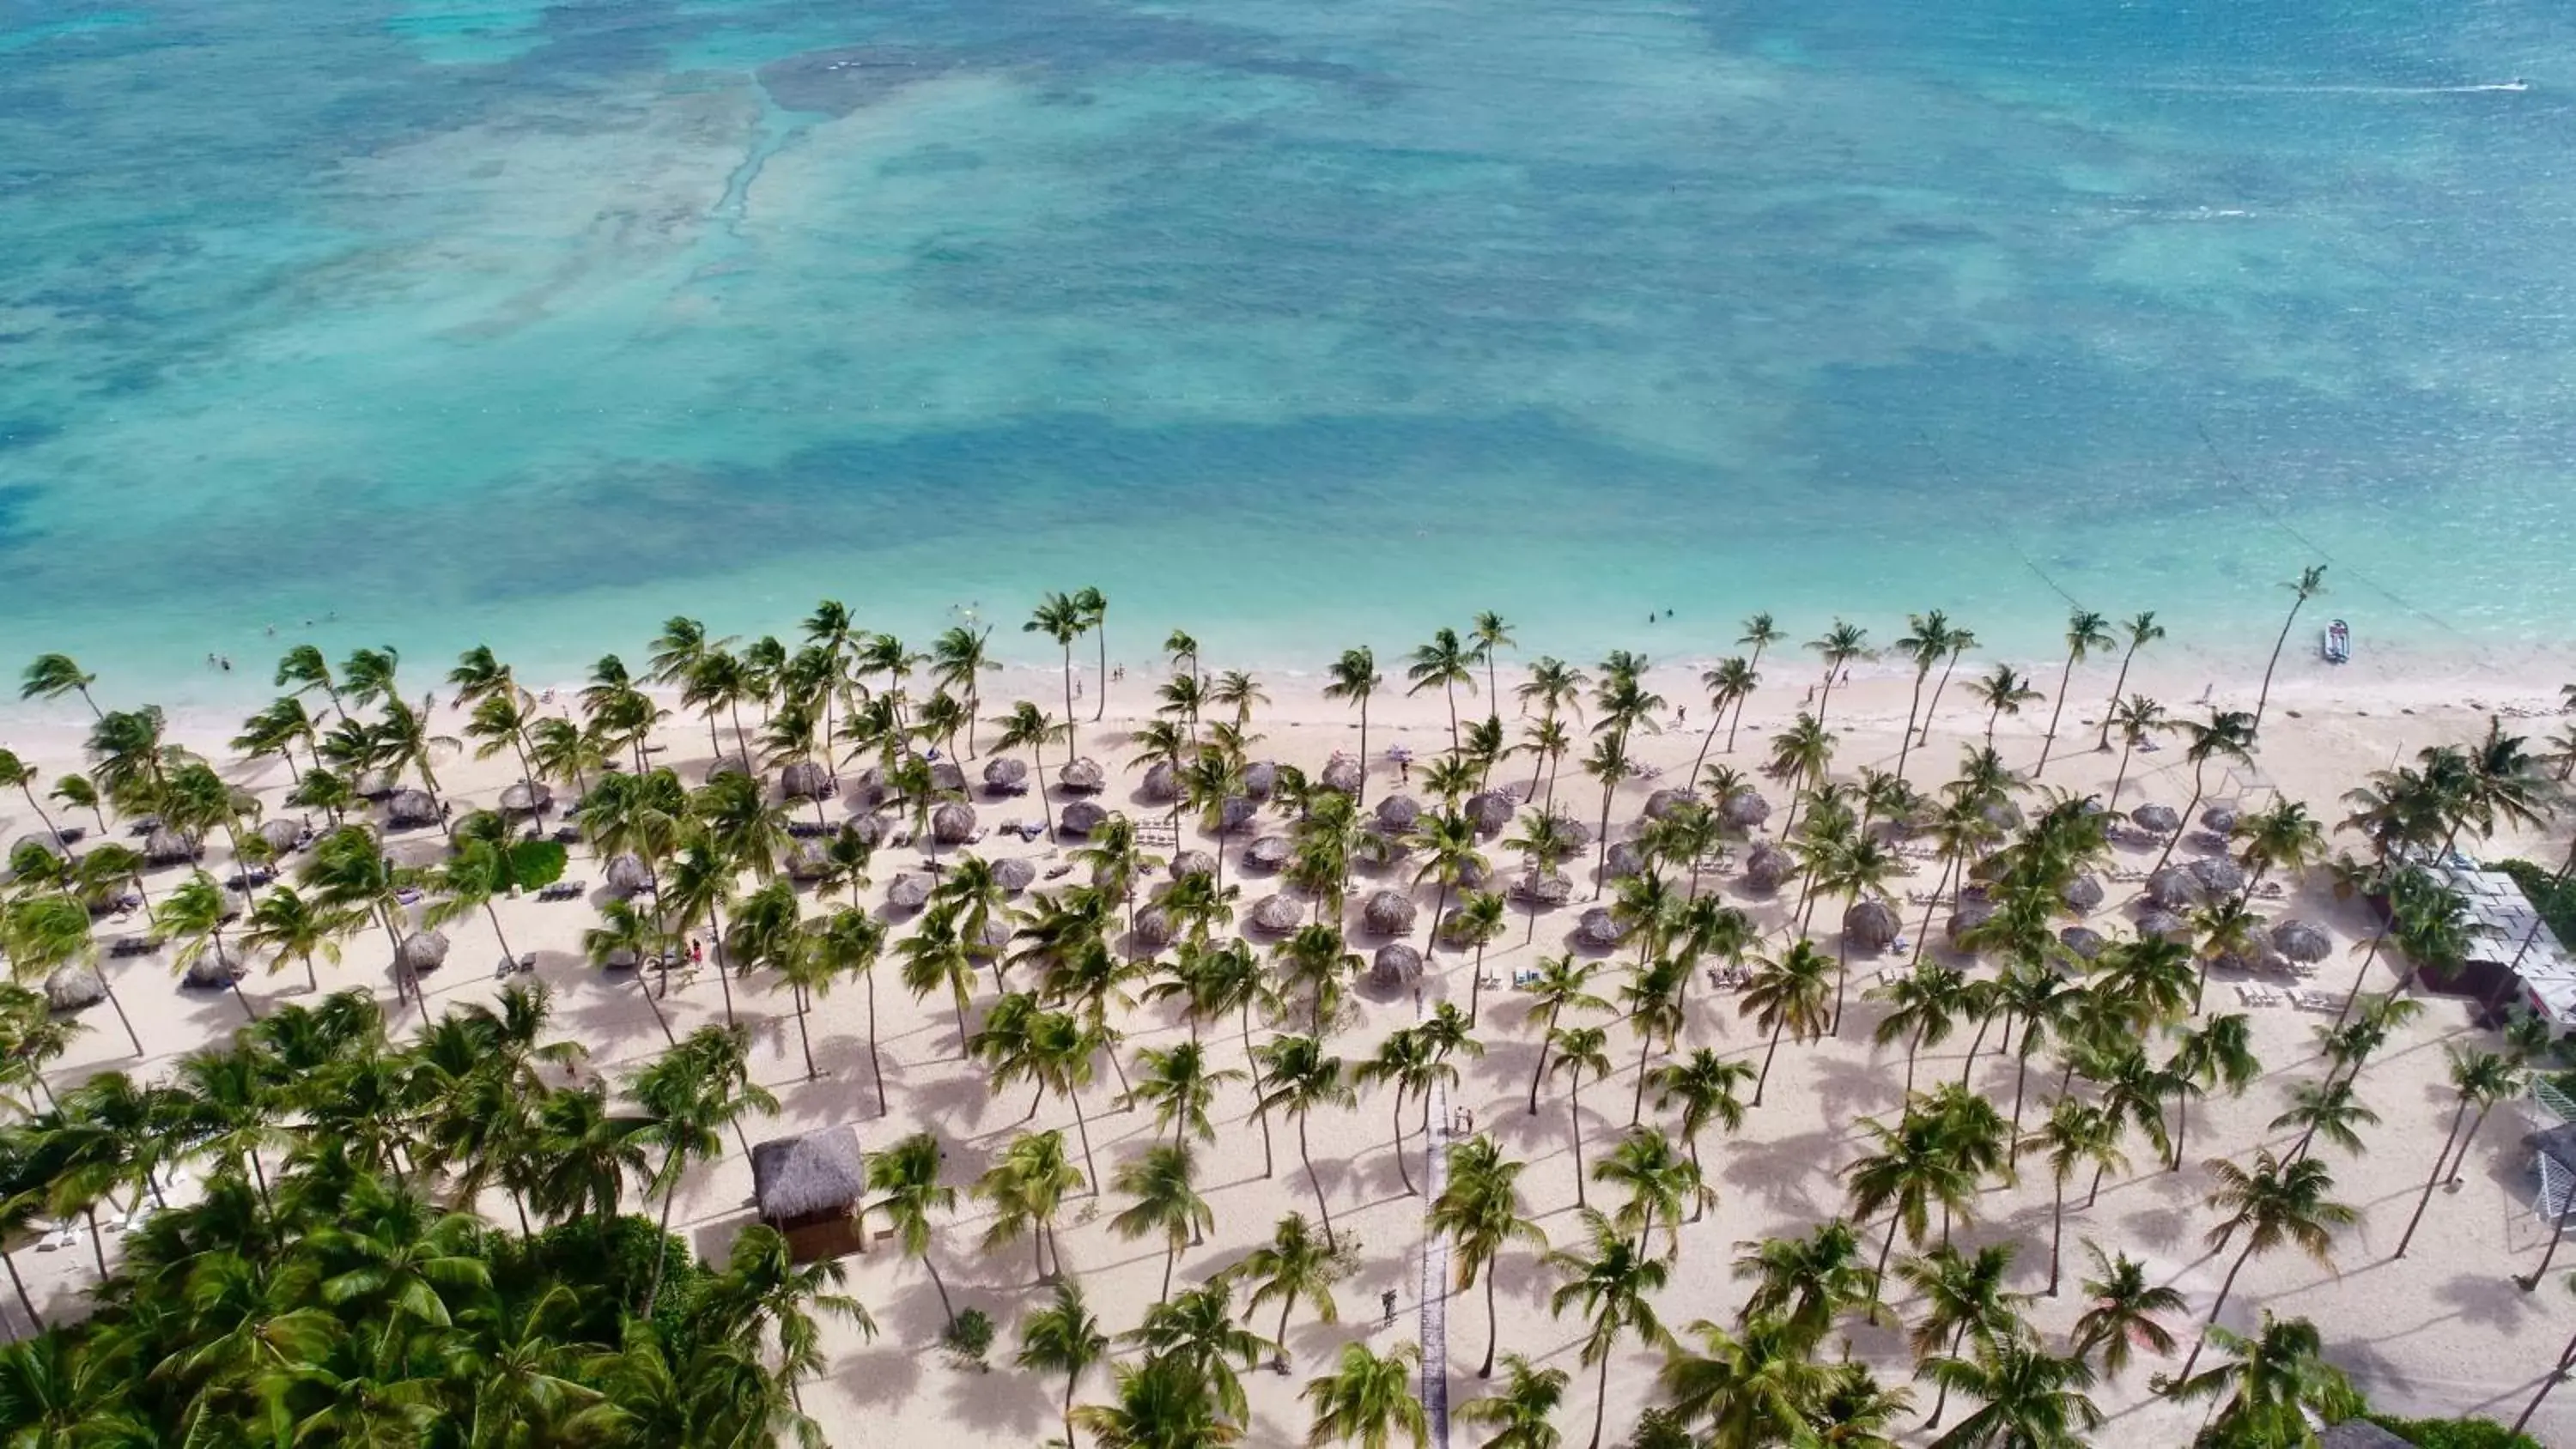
{"left": 943, "top": 1307, "right": 996, "bottom": 1368}
{"left": 2363, "top": 1412, "right": 2542, "bottom": 1449}
{"left": 2497, "top": 859, "right": 2576, "bottom": 951}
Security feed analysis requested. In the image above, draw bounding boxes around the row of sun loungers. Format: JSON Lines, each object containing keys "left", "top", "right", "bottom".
{"left": 534, "top": 881, "right": 586, "bottom": 901}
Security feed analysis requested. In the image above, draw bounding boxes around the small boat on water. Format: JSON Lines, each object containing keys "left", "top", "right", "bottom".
{"left": 2321, "top": 619, "right": 2351, "bottom": 665}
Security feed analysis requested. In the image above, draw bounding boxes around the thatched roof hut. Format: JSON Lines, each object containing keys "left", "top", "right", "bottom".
{"left": 396, "top": 931, "right": 450, "bottom": 975}
{"left": 993, "top": 858, "right": 1036, "bottom": 894}
{"left": 1244, "top": 835, "right": 1293, "bottom": 872}
{"left": 2202, "top": 804, "right": 2240, "bottom": 834}
{"left": 183, "top": 953, "right": 246, "bottom": 990}
{"left": 1169, "top": 850, "right": 1217, "bottom": 882}
{"left": 2060, "top": 925, "right": 2107, "bottom": 960}
{"left": 256, "top": 818, "right": 306, "bottom": 855}
{"left": 884, "top": 875, "right": 933, "bottom": 912}
{"left": 706, "top": 754, "right": 750, "bottom": 783}
{"left": 2188, "top": 857, "right": 2246, "bottom": 898}
{"left": 2136, "top": 908, "right": 2190, "bottom": 942}
{"left": 1981, "top": 799, "right": 2023, "bottom": 833}
{"left": 929, "top": 761, "right": 967, "bottom": 795}
{"left": 2143, "top": 867, "right": 2202, "bottom": 911}
{"left": 1946, "top": 896, "right": 1996, "bottom": 946}
{"left": 1844, "top": 899, "right": 1902, "bottom": 952}
{"left": 1513, "top": 872, "right": 1575, "bottom": 907}
{"left": 1361, "top": 889, "right": 1417, "bottom": 937}
{"left": 964, "top": 919, "right": 1012, "bottom": 959}
{"left": 1373, "top": 795, "right": 1420, "bottom": 834}
{"left": 841, "top": 813, "right": 890, "bottom": 849}
{"left": 44, "top": 966, "right": 103, "bottom": 1014}
{"left": 1140, "top": 761, "right": 1182, "bottom": 804}
{"left": 1722, "top": 790, "right": 1771, "bottom": 829}
{"left": 2129, "top": 803, "right": 2181, "bottom": 835}
{"left": 848, "top": 768, "right": 888, "bottom": 809}
{"left": 1457, "top": 855, "right": 1493, "bottom": 891}
{"left": 1060, "top": 758, "right": 1107, "bottom": 794}
{"left": 605, "top": 854, "right": 652, "bottom": 895}
{"left": 781, "top": 761, "right": 833, "bottom": 801}
{"left": 2060, "top": 875, "right": 2105, "bottom": 913}
{"left": 786, "top": 840, "right": 831, "bottom": 881}
{"left": 1465, "top": 791, "right": 1516, "bottom": 835}
{"left": 10, "top": 833, "right": 65, "bottom": 862}
{"left": 1602, "top": 840, "right": 1645, "bottom": 882}
{"left": 1546, "top": 815, "right": 1595, "bottom": 852}
{"left": 1216, "top": 797, "right": 1258, "bottom": 834}
{"left": 1437, "top": 908, "right": 1491, "bottom": 949}
{"left": 982, "top": 756, "right": 1028, "bottom": 795}
{"left": 386, "top": 790, "right": 440, "bottom": 828}
{"left": 931, "top": 802, "right": 977, "bottom": 846}
{"left": 500, "top": 780, "right": 553, "bottom": 815}
{"left": 1572, "top": 907, "right": 1624, "bottom": 951}
{"left": 144, "top": 827, "right": 200, "bottom": 865}
{"left": 1319, "top": 756, "right": 1363, "bottom": 796}
{"left": 353, "top": 769, "right": 398, "bottom": 800}
{"left": 1243, "top": 761, "right": 1279, "bottom": 800}
{"left": 1132, "top": 907, "right": 1176, "bottom": 952}
{"left": 1644, "top": 789, "right": 1701, "bottom": 822}
{"left": 1059, "top": 801, "right": 1109, "bottom": 838}
{"left": 1249, "top": 894, "right": 1305, "bottom": 934}
{"left": 1369, "top": 943, "right": 1424, "bottom": 991}
{"left": 750, "top": 1126, "right": 868, "bottom": 1263}
{"left": 1743, "top": 843, "right": 1795, "bottom": 894}
{"left": 2271, "top": 919, "right": 2332, "bottom": 963}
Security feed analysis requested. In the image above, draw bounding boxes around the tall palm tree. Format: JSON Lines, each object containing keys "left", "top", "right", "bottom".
{"left": 2069, "top": 1242, "right": 2184, "bottom": 1381}
{"left": 1918, "top": 1337, "right": 2100, "bottom": 1448}
{"left": 1579, "top": 733, "right": 1629, "bottom": 900}
{"left": 19, "top": 653, "right": 100, "bottom": 718}
{"left": 1229, "top": 1212, "right": 1346, "bottom": 1372}
{"left": 1356, "top": 1026, "right": 1455, "bottom": 1197}
{"left": 1740, "top": 940, "right": 1834, "bottom": 1107}
{"left": 1408, "top": 627, "right": 1479, "bottom": 752}
{"left": 1916, "top": 621, "right": 1980, "bottom": 748}
{"left": 2166, "top": 1312, "right": 2362, "bottom": 1445}
{"left": 1899, "top": 1242, "right": 2033, "bottom": 1431}
{"left": 1303, "top": 1339, "right": 1428, "bottom": 1449}
{"left": 1650, "top": 1051, "right": 1753, "bottom": 1217}
{"left": 155, "top": 871, "right": 257, "bottom": 1022}
{"left": 1522, "top": 955, "right": 1607, "bottom": 1114}
{"left": 1261, "top": 1034, "right": 1355, "bottom": 1250}
{"left": 1965, "top": 664, "right": 2041, "bottom": 749}
{"left": 1804, "top": 620, "right": 1868, "bottom": 725}
{"left": 1127, "top": 1040, "right": 1245, "bottom": 1149}
{"left": 1547, "top": 1208, "right": 1675, "bottom": 1449}
{"left": 1323, "top": 647, "right": 1384, "bottom": 808}
{"left": 1431, "top": 1135, "right": 1544, "bottom": 1379}
{"left": 1025, "top": 592, "right": 1088, "bottom": 763}
{"left": 870, "top": 1130, "right": 961, "bottom": 1331}
{"left": 1110, "top": 1142, "right": 1213, "bottom": 1304}
{"left": 2178, "top": 1150, "right": 2355, "bottom": 1379}
{"left": 2032, "top": 610, "right": 2113, "bottom": 777}
{"left": 4, "top": 894, "right": 139, "bottom": 1058}
{"left": 1732, "top": 1218, "right": 1885, "bottom": 1349}
{"left": 1844, "top": 1105, "right": 1978, "bottom": 1284}
{"left": 1472, "top": 612, "right": 1516, "bottom": 703}
{"left": 2020, "top": 1098, "right": 2122, "bottom": 1295}
{"left": 1592, "top": 1125, "right": 1710, "bottom": 1256}
{"left": 1018, "top": 1278, "right": 1111, "bottom": 1449}
{"left": 2148, "top": 710, "right": 2258, "bottom": 876}
{"left": 1455, "top": 1354, "right": 1568, "bottom": 1449}
{"left": 2093, "top": 612, "right": 2166, "bottom": 750}
{"left": 976, "top": 1128, "right": 1085, "bottom": 1281}
{"left": 2252, "top": 565, "right": 2327, "bottom": 730}
{"left": 631, "top": 1025, "right": 775, "bottom": 1313}
{"left": 1893, "top": 611, "right": 1963, "bottom": 782}
{"left": 1656, "top": 1310, "right": 1838, "bottom": 1446}
{"left": 2397, "top": 1046, "right": 2524, "bottom": 1257}
{"left": 1548, "top": 1024, "right": 1613, "bottom": 1209}
{"left": 1073, "top": 587, "right": 1109, "bottom": 722}
{"left": 2511, "top": 1273, "right": 2576, "bottom": 1438}
{"left": 2103, "top": 694, "right": 2166, "bottom": 804}
{"left": 1869, "top": 964, "right": 1965, "bottom": 1097}
{"left": 1075, "top": 1358, "right": 1242, "bottom": 1448}
{"left": 2163, "top": 1013, "right": 2260, "bottom": 1171}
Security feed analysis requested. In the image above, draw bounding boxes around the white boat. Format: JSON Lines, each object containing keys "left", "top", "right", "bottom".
{"left": 2321, "top": 619, "right": 2351, "bottom": 664}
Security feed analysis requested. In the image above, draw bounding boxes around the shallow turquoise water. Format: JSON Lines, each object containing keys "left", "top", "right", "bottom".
{"left": 5, "top": 0, "right": 2575, "bottom": 695}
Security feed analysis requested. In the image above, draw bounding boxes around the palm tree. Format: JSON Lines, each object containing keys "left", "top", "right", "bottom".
{"left": 1900, "top": 1243, "right": 2033, "bottom": 1430}
{"left": 2019, "top": 1099, "right": 2122, "bottom": 1295}
{"left": 2031, "top": 610, "right": 2114, "bottom": 777}
{"left": 1965, "top": 664, "right": 2041, "bottom": 749}
{"left": 1548, "top": 1024, "right": 1613, "bottom": 1208}
{"left": 870, "top": 1130, "right": 961, "bottom": 1332}
{"left": 1547, "top": 1208, "right": 1674, "bottom": 1449}
{"left": 1076, "top": 1358, "right": 1242, "bottom": 1448}
{"left": 1918, "top": 1337, "right": 2100, "bottom": 1448}
{"left": 2166, "top": 1312, "right": 2362, "bottom": 1445}
{"left": 1522, "top": 955, "right": 1607, "bottom": 1113}
{"left": 1303, "top": 1339, "right": 1428, "bottom": 1449}
{"left": 1893, "top": 611, "right": 1964, "bottom": 781}
{"left": 1732, "top": 1217, "right": 1886, "bottom": 1349}
{"left": 2103, "top": 694, "right": 2166, "bottom": 804}
{"left": 2512, "top": 1273, "right": 2576, "bottom": 1437}
{"left": 1409, "top": 627, "right": 1479, "bottom": 751}
{"left": 2397, "top": 1046, "right": 2524, "bottom": 1258}
{"left": 4, "top": 894, "right": 139, "bottom": 1058}
{"left": 1740, "top": 940, "right": 1834, "bottom": 1106}
{"left": 1109, "top": 1142, "right": 1213, "bottom": 1304}
{"left": 2273, "top": 1075, "right": 2379, "bottom": 1162}
{"left": 1650, "top": 1051, "right": 1753, "bottom": 1217}
{"left": 1024, "top": 592, "right": 1089, "bottom": 763}
{"left": 1656, "top": 1310, "right": 1838, "bottom": 1446}
{"left": 1017, "top": 1278, "right": 1111, "bottom": 1448}
{"left": 2252, "top": 565, "right": 2328, "bottom": 729}
{"left": 1579, "top": 733, "right": 1629, "bottom": 900}
{"left": 2068, "top": 1242, "right": 2183, "bottom": 1382}
{"left": 1455, "top": 1354, "right": 1567, "bottom": 1449}
{"left": 1230, "top": 1212, "right": 1347, "bottom": 1372}
{"left": 2148, "top": 710, "right": 2258, "bottom": 876}
{"left": 1765, "top": 713, "right": 1837, "bottom": 834}
{"left": 2178, "top": 1150, "right": 2355, "bottom": 1379}
{"left": 1261, "top": 1034, "right": 1355, "bottom": 1250}
{"left": 2163, "top": 1013, "right": 2260, "bottom": 1171}
{"left": 1429, "top": 1135, "right": 1544, "bottom": 1379}
{"left": 1805, "top": 620, "right": 1868, "bottom": 725}
{"left": 631, "top": 1026, "right": 775, "bottom": 1312}
{"left": 1917, "top": 621, "right": 1978, "bottom": 747}
{"left": 1593, "top": 1125, "right": 1710, "bottom": 1256}
{"left": 1844, "top": 1106, "right": 1978, "bottom": 1284}
{"left": 155, "top": 871, "right": 257, "bottom": 1022}
{"left": 976, "top": 1129, "right": 1086, "bottom": 1280}
{"left": 1356, "top": 1026, "right": 1455, "bottom": 1197}
{"left": 1868, "top": 964, "right": 1965, "bottom": 1097}
{"left": 2093, "top": 612, "right": 2166, "bottom": 750}
{"left": 19, "top": 653, "right": 100, "bottom": 718}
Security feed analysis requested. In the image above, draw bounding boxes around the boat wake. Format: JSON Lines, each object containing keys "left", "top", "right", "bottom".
{"left": 2128, "top": 79, "right": 2529, "bottom": 95}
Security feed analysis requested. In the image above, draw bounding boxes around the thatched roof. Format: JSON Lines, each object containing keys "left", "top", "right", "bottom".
{"left": 1644, "top": 789, "right": 1701, "bottom": 822}
{"left": 1249, "top": 894, "right": 1305, "bottom": 934}
{"left": 386, "top": 789, "right": 439, "bottom": 827}
{"left": 1947, "top": 897, "right": 1996, "bottom": 945}
{"left": 1722, "top": 790, "right": 1771, "bottom": 828}
{"left": 1169, "top": 850, "right": 1217, "bottom": 882}
{"left": 2317, "top": 1421, "right": 2412, "bottom": 1449}
{"left": 2130, "top": 803, "right": 2181, "bottom": 834}
{"left": 2188, "top": 857, "right": 2246, "bottom": 897}
{"left": 884, "top": 874, "right": 933, "bottom": 911}
{"left": 1059, "top": 801, "right": 1109, "bottom": 838}
{"left": 1572, "top": 907, "right": 1624, "bottom": 950}
{"left": 183, "top": 953, "right": 246, "bottom": 990}
{"left": 1244, "top": 835, "right": 1293, "bottom": 872}
{"left": 2060, "top": 925, "right": 2107, "bottom": 960}
{"left": 1602, "top": 840, "right": 1645, "bottom": 882}
{"left": 605, "top": 853, "right": 651, "bottom": 894}
{"left": 500, "top": 779, "right": 553, "bottom": 815}
{"left": 2143, "top": 867, "right": 2202, "bottom": 910}
{"left": 964, "top": 919, "right": 1012, "bottom": 958}
{"left": 786, "top": 840, "right": 831, "bottom": 881}
{"left": 1060, "top": 758, "right": 1107, "bottom": 794}
{"left": 1547, "top": 815, "right": 1595, "bottom": 851}
{"left": 1242, "top": 761, "right": 1279, "bottom": 800}
{"left": 1369, "top": 943, "right": 1424, "bottom": 991}
{"left": 2271, "top": 919, "right": 2332, "bottom": 963}
{"left": 1981, "top": 798, "right": 2023, "bottom": 832}
{"left": 10, "top": 833, "right": 65, "bottom": 861}
{"left": 842, "top": 813, "right": 889, "bottom": 848}
{"left": 930, "top": 761, "right": 967, "bottom": 795}
{"left": 1465, "top": 791, "right": 1516, "bottom": 835}
{"left": 1373, "top": 795, "right": 1420, "bottom": 833}
{"left": 396, "top": 931, "right": 450, "bottom": 973}
{"left": 1513, "top": 872, "right": 1575, "bottom": 906}
{"left": 981, "top": 756, "right": 1028, "bottom": 793}
{"left": 1361, "top": 889, "right": 1416, "bottom": 937}
{"left": 994, "top": 858, "right": 1036, "bottom": 894}
{"left": 848, "top": 768, "right": 888, "bottom": 809}
{"left": 781, "top": 761, "right": 833, "bottom": 800}
{"left": 1457, "top": 855, "right": 1493, "bottom": 890}
{"left": 1132, "top": 906, "right": 1175, "bottom": 951}
{"left": 751, "top": 1126, "right": 866, "bottom": 1222}
{"left": 706, "top": 753, "right": 750, "bottom": 783}
{"left": 2136, "top": 908, "right": 2190, "bottom": 942}
{"left": 1844, "top": 899, "right": 1901, "bottom": 951}
{"left": 1140, "top": 761, "right": 1182, "bottom": 804}
{"left": 256, "top": 818, "right": 305, "bottom": 853}
{"left": 1319, "top": 757, "right": 1363, "bottom": 795}
{"left": 2202, "top": 804, "right": 2240, "bottom": 834}
{"left": 1216, "top": 797, "right": 1257, "bottom": 834}
{"left": 2060, "top": 874, "right": 2105, "bottom": 913}
{"left": 44, "top": 966, "right": 103, "bottom": 1013}
{"left": 144, "top": 827, "right": 200, "bottom": 865}
{"left": 931, "top": 802, "right": 977, "bottom": 846}
{"left": 1744, "top": 843, "right": 1795, "bottom": 894}
{"left": 1437, "top": 907, "right": 1492, "bottom": 948}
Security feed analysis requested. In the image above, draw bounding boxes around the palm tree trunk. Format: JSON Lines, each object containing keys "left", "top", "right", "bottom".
{"left": 1592, "top": 780, "right": 1615, "bottom": 900}
{"left": 1920, "top": 653, "right": 1963, "bottom": 745}
{"left": 2148, "top": 779, "right": 2207, "bottom": 878}
{"left": 1528, "top": 1009, "right": 1560, "bottom": 1115}
{"left": 1297, "top": 1114, "right": 1337, "bottom": 1250}
{"left": 2396, "top": 1099, "right": 2472, "bottom": 1258}
{"left": 793, "top": 986, "right": 819, "bottom": 1080}
{"left": 1093, "top": 626, "right": 1108, "bottom": 724}
{"left": 1061, "top": 646, "right": 1078, "bottom": 768}
{"left": 1895, "top": 669, "right": 1930, "bottom": 781}
{"left": 1355, "top": 698, "right": 1371, "bottom": 810}
{"left": 2252, "top": 600, "right": 2309, "bottom": 730}
{"left": 1390, "top": 1094, "right": 1417, "bottom": 1195}
{"left": 1630, "top": 1031, "right": 1654, "bottom": 1126}
{"left": 2512, "top": 1324, "right": 2576, "bottom": 1436}
{"left": 866, "top": 971, "right": 887, "bottom": 1114}
{"left": 2047, "top": 1174, "right": 2066, "bottom": 1294}
{"left": 2518, "top": 1184, "right": 2576, "bottom": 1291}
{"left": 1588, "top": 1351, "right": 1613, "bottom": 1449}
{"left": 1911, "top": 857, "right": 1955, "bottom": 968}
{"left": 2096, "top": 646, "right": 2138, "bottom": 749}
{"left": 2111, "top": 737, "right": 2137, "bottom": 803}
{"left": 2178, "top": 1242, "right": 2258, "bottom": 1380}
{"left": 100, "top": 978, "right": 144, "bottom": 1058}
{"left": 1568, "top": 1074, "right": 1588, "bottom": 1209}
{"left": 0, "top": 1247, "right": 34, "bottom": 1337}
{"left": 1753, "top": 1018, "right": 1786, "bottom": 1107}
{"left": 2035, "top": 651, "right": 2078, "bottom": 777}
{"left": 2330, "top": 925, "right": 2393, "bottom": 1031}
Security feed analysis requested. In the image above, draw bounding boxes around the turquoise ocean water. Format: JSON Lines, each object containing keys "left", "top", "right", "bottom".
{"left": 5, "top": 0, "right": 2576, "bottom": 700}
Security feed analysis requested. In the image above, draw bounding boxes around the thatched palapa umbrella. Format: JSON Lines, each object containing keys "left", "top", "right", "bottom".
{"left": 750, "top": 1126, "right": 868, "bottom": 1262}
{"left": 931, "top": 802, "right": 977, "bottom": 846}
{"left": 706, "top": 754, "right": 750, "bottom": 783}
{"left": 1319, "top": 756, "right": 1363, "bottom": 796}
{"left": 1512, "top": 872, "right": 1574, "bottom": 907}
{"left": 256, "top": 818, "right": 306, "bottom": 855}
{"left": 993, "top": 858, "right": 1036, "bottom": 894}
{"left": 1242, "top": 761, "right": 1279, "bottom": 800}
{"left": 2060, "top": 875, "right": 2105, "bottom": 913}
{"left": 386, "top": 790, "right": 439, "bottom": 828}
{"left": 1572, "top": 907, "right": 1624, "bottom": 951}
{"left": 1844, "top": 899, "right": 1902, "bottom": 952}
{"left": 396, "top": 931, "right": 450, "bottom": 976}
{"left": 981, "top": 757, "right": 1028, "bottom": 796}
{"left": 2143, "top": 867, "right": 2202, "bottom": 911}
{"left": 2136, "top": 908, "right": 2190, "bottom": 942}
{"left": 1168, "top": 850, "right": 1217, "bottom": 882}
{"left": 144, "top": 827, "right": 200, "bottom": 865}
{"left": 884, "top": 875, "right": 933, "bottom": 912}
{"left": 1722, "top": 790, "right": 1771, "bottom": 830}
{"left": 2270, "top": 919, "right": 2331, "bottom": 964}
{"left": 2188, "top": 857, "right": 2245, "bottom": 898}
{"left": 500, "top": 780, "right": 553, "bottom": 816}
{"left": 1743, "top": 843, "right": 1795, "bottom": 894}
{"left": 605, "top": 854, "right": 652, "bottom": 896}
{"left": 1139, "top": 761, "right": 1182, "bottom": 804}
{"left": 1946, "top": 895, "right": 1996, "bottom": 946}
{"left": 1369, "top": 943, "right": 1424, "bottom": 992}
{"left": 1249, "top": 894, "right": 1305, "bottom": 934}
{"left": 1361, "top": 889, "right": 1416, "bottom": 937}
{"left": 1059, "top": 758, "right": 1107, "bottom": 794}
{"left": 2201, "top": 804, "right": 2240, "bottom": 834}
{"left": 1601, "top": 840, "right": 1646, "bottom": 882}
{"left": 2059, "top": 925, "right": 2107, "bottom": 960}
{"left": 781, "top": 761, "right": 833, "bottom": 801}
{"left": 1374, "top": 795, "right": 1420, "bottom": 834}
{"left": 183, "top": 953, "right": 246, "bottom": 990}
{"left": 2130, "top": 803, "right": 2181, "bottom": 835}
{"left": 842, "top": 813, "right": 890, "bottom": 849}
{"left": 1244, "top": 835, "right": 1293, "bottom": 872}
{"left": 1058, "top": 801, "right": 1109, "bottom": 838}
{"left": 786, "top": 840, "right": 831, "bottom": 881}
{"left": 1644, "top": 789, "right": 1700, "bottom": 822}
{"left": 1465, "top": 791, "right": 1516, "bottom": 836}
{"left": 45, "top": 966, "right": 104, "bottom": 1014}
{"left": 930, "top": 761, "right": 967, "bottom": 795}
{"left": 1131, "top": 907, "right": 1176, "bottom": 952}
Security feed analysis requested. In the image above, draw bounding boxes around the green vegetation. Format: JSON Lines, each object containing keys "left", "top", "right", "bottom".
{"left": 2365, "top": 1411, "right": 2544, "bottom": 1449}
{"left": 2498, "top": 858, "right": 2576, "bottom": 954}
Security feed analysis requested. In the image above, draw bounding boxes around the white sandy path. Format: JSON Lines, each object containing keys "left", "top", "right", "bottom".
{"left": 2, "top": 646, "right": 2573, "bottom": 1447}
